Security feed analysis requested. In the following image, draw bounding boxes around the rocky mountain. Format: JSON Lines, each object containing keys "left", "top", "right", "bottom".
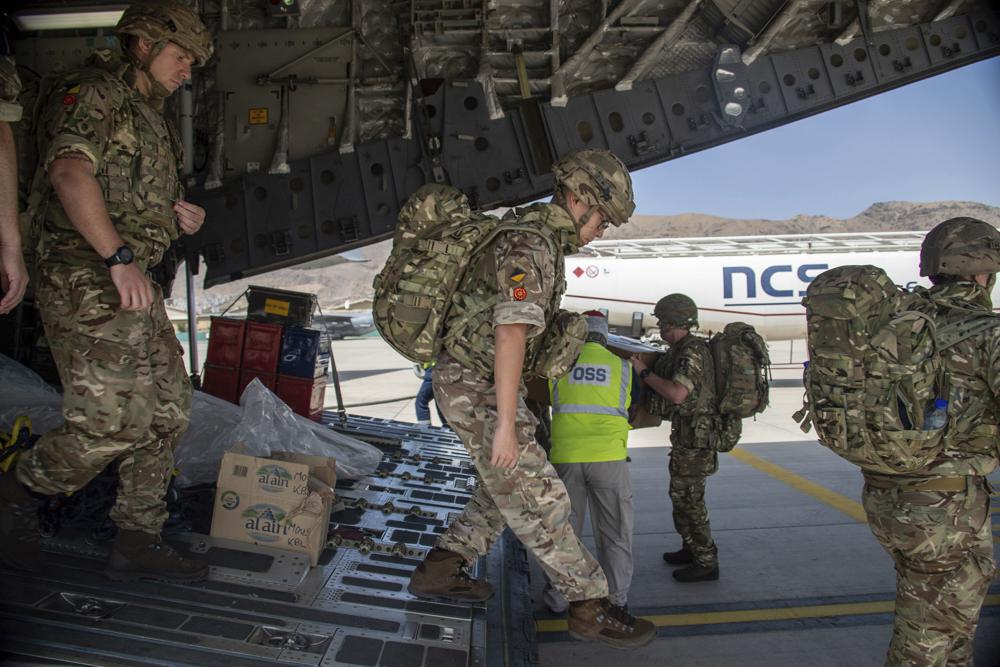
{"left": 173, "top": 200, "right": 1000, "bottom": 315}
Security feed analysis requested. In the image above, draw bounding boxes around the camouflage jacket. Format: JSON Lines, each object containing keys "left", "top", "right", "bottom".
{"left": 441, "top": 202, "right": 578, "bottom": 378}
{"left": 654, "top": 333, "right": 716, "bottom": 450}
{"left": 0, "top": 55, "right": 20, "bottom": 123}
{"left": 34, "top": 49, "right": 183, "bottom": 269}
{"left": 878, "top": 281, "right": 1000, "bottom": 480}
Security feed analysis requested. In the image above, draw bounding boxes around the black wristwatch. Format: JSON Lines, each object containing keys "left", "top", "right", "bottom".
{"left": 639, "top": 368, "right": 651, "bottom": 380}
{"left": 104, "top": 245, "right": 135, "bottom": 269}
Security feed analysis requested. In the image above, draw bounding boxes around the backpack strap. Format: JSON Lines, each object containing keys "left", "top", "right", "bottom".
{"left": 437, "top": 220, "right": 558, "bottom": 347}
{"left": 935, "top": 314, "right": 1000, "bottom": 351}
{"left": 674, "top": 334, "right": 714, "bottom": 416}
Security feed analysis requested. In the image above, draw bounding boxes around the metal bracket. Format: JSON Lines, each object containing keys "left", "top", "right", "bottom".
{"left": 854, "top": 0, "right": 874, "bottom": 47}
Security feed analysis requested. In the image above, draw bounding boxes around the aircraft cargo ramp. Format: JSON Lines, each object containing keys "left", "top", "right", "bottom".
{"left": 0, "top": 416, "right": 535, "bottom": 667}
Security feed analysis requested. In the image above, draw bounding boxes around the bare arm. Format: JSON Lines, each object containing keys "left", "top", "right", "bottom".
{"left": 491, "top": 322, "right": 528, "bottom": 468}
{"left": 0, "top": 122, "right": 26, "bottom": 313}
{"left": 48, "top": 156, "right": 153, "bottom": 310}
{"left": 630, "top": 354, "right": 689, "bottom": 405}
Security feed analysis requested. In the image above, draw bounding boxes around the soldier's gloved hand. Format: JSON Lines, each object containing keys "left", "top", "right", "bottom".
{"left": 490, "top": 422, "right": 520, "bottom": 469}
{"left": 0, "top": 242, "right": 28, "bottom": 314}
{"left": 110, "top": 263, "right": 154, "bottom": 311}
{"left": 174, "top": 200, "right": 206, "bottom": 235}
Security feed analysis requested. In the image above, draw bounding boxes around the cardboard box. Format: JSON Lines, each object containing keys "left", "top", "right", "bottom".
{"left": 210, "top": 452, "right": 335, "bottom": 565}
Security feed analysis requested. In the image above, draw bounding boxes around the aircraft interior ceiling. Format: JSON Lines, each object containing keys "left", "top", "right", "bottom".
{"left": 9, "top": 0, "right": 1000, "bottom": 287}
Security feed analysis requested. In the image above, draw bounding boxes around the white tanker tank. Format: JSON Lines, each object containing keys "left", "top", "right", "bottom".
{"left": 562, "top": 231, "right": 1000, "bottom": 341}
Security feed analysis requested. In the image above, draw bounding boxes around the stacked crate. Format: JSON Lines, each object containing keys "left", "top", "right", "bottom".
{"left": 201, "top": 287, "right": 328, "bottom": 421}
{"left": 238, "top": 321, "right": 283, "bottom": 395}
{"left": 275, "top": 327, "right": 330, "bottom": 421}
{"left": 202, "top": 317, "right": 246, "bottom": 403}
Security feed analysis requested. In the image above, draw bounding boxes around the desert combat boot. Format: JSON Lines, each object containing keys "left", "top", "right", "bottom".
{"left": 407, "top": 547, "right": 494, "bottom": 602}
{"left": 568, "top": 598, "right": 656, "bottom": 649}
{"left": 662, "top": 545, "right": 693, "bottom": 565}
{"left": 672, "top": 562, "right": 720, "bottom": 582}
{"left": 0, "top": 473, "right": 43, "bottom": 571}
{"left": 106, "top": 530, "right": 209, "bottom": 583}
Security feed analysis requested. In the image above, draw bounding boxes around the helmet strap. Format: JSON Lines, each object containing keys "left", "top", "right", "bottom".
{"left": 127, "top": 39, "right": 173, "bottom": 100}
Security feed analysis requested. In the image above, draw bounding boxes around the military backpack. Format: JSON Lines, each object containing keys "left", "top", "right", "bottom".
{"left": 709, "top": 322, "right": 771, "bottom": 420}
{"left": 373, "top": 184, "right": 586, "bottom": 376}
{"left": 642, "top": 327, "right": 768, "bottom": 453}
{"left": 793, "top": 265, "right": 1000, "bottom": 474}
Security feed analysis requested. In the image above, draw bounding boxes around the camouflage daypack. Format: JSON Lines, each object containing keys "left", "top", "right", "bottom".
{"left": 373, "top": 185, "right": 585, "bottom": 375}
{"left": 710, "top": 322, "right": 771, "bottom": 419}
{"left": 793, "top": 265, "right": 1000, "bottom": 474}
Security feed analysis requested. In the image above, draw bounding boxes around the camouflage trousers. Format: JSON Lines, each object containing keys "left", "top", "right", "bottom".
{"left": 432, "top": 353, "right": 609, "bottom": 602}
{"left": 862, "top": 476, "right": 995, "bottom": 667}
{"left": 17, "top": 263, "right": 192, "bottom": 534}
{"left": 669, "top": 447, "right": 719, "bottom": 567}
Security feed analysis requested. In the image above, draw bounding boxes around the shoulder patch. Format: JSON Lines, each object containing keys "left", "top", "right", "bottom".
{"left": 509, "top": 270, "right": 526, "bottom": 283}
{"left": 62, "top": 93, "right": 77, "bottom": 105}
{"left": 512, "top": 286, "right": 528, "bottom": 301}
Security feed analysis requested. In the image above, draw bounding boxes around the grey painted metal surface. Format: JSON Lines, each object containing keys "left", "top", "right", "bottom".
{"left": 184, "top": 11, "right": 1000, "bottom": 287}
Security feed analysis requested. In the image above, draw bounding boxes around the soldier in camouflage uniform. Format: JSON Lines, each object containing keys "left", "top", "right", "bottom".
{"left": 0, "top": 15, "right": 27, "bottom": 314}
{"left": 631, "top": 294, "right": 734, "bottom": 582}
{"left": 862, "top": 217, "right": 1000, "bottom": 666}
{"left": 0, "top": 1, "right": 213, "bottom": 582}
{"left": 407, "top": 149, "right": 657, "bottom": 649}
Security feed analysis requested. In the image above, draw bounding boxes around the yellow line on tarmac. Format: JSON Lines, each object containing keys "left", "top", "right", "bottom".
{"left": 727, "top": 447, "right": 868, "bottom": 523}
{"left": 536, "top": 595, "right": 1000, "bottom": 633}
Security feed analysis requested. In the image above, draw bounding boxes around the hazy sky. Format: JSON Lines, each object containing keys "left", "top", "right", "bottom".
{"left": 630, "top": 55, "right": 1000, "bottom": 220}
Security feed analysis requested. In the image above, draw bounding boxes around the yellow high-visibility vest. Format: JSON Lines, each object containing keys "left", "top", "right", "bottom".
{"left": 549, "top": 342, "right": 631, "bottom": 464}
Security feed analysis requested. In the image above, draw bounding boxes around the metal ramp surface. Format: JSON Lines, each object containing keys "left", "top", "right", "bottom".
{"left": 0, "top": 414, "right": 535, "bottom": 667}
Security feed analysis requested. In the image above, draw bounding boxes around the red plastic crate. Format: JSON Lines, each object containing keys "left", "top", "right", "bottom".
{"left": 238, "top": 369, "right": 276, "bottom": 400}
{"left": 202, "top": 364, "right": 239, "bottom": 404}
{"left": 241, "top": 321, "right": 283, "bottom": 373}
{"left": 276, "top": 374, "right": 326, "bottom": 418}
{"left": 206, "top": 317, "right": 245, "bottom": 367}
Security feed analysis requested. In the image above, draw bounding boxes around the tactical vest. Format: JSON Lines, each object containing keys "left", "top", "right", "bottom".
{"left": 644, "top": 334, "right": 715, "bottom": 421}
{"left": 441, "top": 204, "right": 578, "bottom": 378}
{"left": 549, "top": 342, "right": 631, "bottom": 464}
{"left": 32, "top": 52, "right": 182, "bottom": 267}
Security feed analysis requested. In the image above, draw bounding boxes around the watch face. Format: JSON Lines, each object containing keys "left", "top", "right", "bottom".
{"left": 120, "top": 246, "right": 134, "bottom": 263}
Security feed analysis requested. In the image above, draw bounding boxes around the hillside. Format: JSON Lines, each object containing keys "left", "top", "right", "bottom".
{"left": 174, "top": 200, "right": 1000, "bottom": 314}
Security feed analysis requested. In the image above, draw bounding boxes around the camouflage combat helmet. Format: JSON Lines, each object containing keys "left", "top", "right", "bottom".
{"left": 116, "top": 0, "right": 213, "bottom": 67}
{"left": 653, "top": 294, "right": 698, "bottom": 328}
{"left": 552, "top": 149, "right": 635, "bottom": 227}
{"left": 919, "top": 217, "right": 1000, "bottom": 277}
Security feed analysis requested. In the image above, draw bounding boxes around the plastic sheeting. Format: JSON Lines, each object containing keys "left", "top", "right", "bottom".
{"left": 0, "top": 356, "right": 381, "bottom": 488}
{"left": 174, "top": 379, "right": 382, "bottom": 487}
{"left": 0, "top": 354, "right": 63, "bottom": 435}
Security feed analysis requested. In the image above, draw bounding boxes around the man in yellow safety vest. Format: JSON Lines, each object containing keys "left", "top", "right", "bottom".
{"left": 544, "top": 311, "right": 635, "bottom": 612}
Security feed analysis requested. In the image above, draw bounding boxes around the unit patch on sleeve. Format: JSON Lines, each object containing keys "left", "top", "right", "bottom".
{"left": 512, "top": 286, "right": 527, "bottom": 301}
{"left": 509, "top": 269, "right": 526, "bottom": 283}
{"left": 62, "top": 83, "right": 80, "bottom": 105}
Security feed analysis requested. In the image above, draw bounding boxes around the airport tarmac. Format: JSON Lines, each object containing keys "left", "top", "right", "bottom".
{"left": 190, "top": 334, "right": 1000, "bottom": 666}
